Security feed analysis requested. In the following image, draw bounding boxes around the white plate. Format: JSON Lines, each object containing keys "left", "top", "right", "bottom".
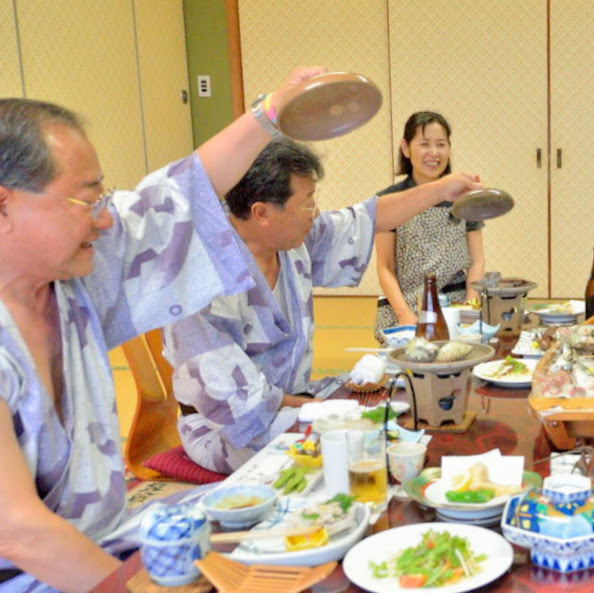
{"left": 527, "top": 301, "right": 584, "bottom": 324}
{"left": 221, "top": 434, "right": 322, "bottom": 496}
{"left": 230, "top": 499, "right": 370, "bottom": 566}
{"left": 511, "top": 329, "right": 544, "bottom": 359}
{"left": 423, "top": 480, "right": 509, "bottom": 520}
{"left": 311, "top": 401, "right": 411, "bottom": 434}
{"left": 537, "top": 313, "right": 578, "bottom": 325}
{"left": 434, "top": 509, "right": 501, "bottom": 526}
{"left": 473, "top": 358, "right": 538, "bottom": 388}
{"left": 404, "top": 468, "right": 542, "bottom": 524}
{"left": 342, "top": 522, "right": 513, "bottom": 593}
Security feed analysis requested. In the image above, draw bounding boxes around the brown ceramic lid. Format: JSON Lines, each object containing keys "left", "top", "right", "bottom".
{"left": 470, "top": 278, "right": 538, "bottom": 295}
{"left": 276, "top": 72, "right": 382, "bottom": 141}
{"left": 451, "top": 188, "right": 514, "bottom": 221}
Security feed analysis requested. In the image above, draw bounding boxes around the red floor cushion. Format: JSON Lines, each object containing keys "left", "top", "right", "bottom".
{"left": 143, "top": 445, "right": 227, "bottom": 484}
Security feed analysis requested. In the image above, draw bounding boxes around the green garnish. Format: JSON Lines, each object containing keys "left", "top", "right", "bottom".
{"left": 325, "top": 493, "right": 357, "bottom": 511}
{"left": 488, "top": 355, "right": 528, "bottom": 378}
{"left": 361, "top": 405, "right": 397, "bottom": 424}
{"left": 301, "top": 512, "right": 320, "bottom": 520}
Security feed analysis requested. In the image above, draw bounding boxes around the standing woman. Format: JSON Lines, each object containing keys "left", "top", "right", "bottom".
{"left": 374, "top": 111, "right": 485, "bottom": 345}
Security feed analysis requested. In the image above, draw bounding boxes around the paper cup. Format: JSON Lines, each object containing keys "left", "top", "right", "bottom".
{"left": 442, "top": 307, "right": 461, "bottom": 339}
{"left": 321, "top": 429, "right": 350, "bottom": 497}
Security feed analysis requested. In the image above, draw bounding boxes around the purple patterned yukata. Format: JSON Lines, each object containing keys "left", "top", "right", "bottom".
{"left": 0, "top": 153, "right": 252, "bottom": 593}
{"left": 162, "top": 198, "right": 377, "bottom": 474}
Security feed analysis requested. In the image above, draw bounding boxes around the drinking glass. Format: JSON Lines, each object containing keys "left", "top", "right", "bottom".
{"left": 346, "top": 428, "right": 388, "bottom": 505}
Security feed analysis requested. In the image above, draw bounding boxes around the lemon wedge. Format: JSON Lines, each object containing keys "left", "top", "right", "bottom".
{"left": 450, "top": 471, "right": 472, "bottom": 492}
{"left": 284, "top": 527, "right": 329, "bottom": 551}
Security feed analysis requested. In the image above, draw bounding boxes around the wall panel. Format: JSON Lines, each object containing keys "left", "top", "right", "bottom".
{"left": 134, "top": 0, "right": 193, "bottom": 172}
{"left": 388, "top": 0, "right": 549, "bottom": 298}
{"left": 549, "top": 0, "right": 594, "bottom": 298}
{"left": 16, "top": 0, "right": 145, "bottom": 190}
{"left": 0, "top": 2, "right": 22, "bottom": 97}
{"left": 238, "top": 0, "right": 394, "bottom": 295}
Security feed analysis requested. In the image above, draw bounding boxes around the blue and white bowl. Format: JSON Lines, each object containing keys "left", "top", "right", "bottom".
{"left": 382, "top": 325, "right": 416, "bottom": 348}
{"left": 201, "top": 484, "right": 277, "bottom": 528}
{"left": 501, "top": 475, "right": 594, "bottom": 573}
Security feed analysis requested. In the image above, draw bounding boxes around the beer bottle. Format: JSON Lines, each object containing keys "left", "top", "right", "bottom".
{"left": 416, "top": 273, "right": 450, "bottom": 341}
{"left": 586, "top": 246, "right": 594, "bottom": 320}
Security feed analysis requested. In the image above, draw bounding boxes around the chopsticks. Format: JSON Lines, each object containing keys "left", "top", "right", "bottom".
{"left": 210, "top": 525, "right": 322, "bottom": 544}
{"left": 344, "top": 347, "right": 391, "bottom": 353}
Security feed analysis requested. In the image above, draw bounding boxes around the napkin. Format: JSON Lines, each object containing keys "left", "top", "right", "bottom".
{"left": 441, "top": 449, "right": 524, "bottom": 491}
{"left": 349, "top": 354, "right": 387, "bottom": 384}
{"left": 298, "top": 399, "right": 359, "bottom": 423}
{"left": 569, "top": 300, "right": 586, "bottom": 314}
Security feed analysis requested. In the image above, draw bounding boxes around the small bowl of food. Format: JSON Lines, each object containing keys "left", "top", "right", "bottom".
{"left": 457, "top": 320, "right": 500, "bottom": 342}
{"left": 201, "top": 484, "right": 277, "bottom": 528}
{"left": 457, "top": 333, "right": 483, "bottom": 345}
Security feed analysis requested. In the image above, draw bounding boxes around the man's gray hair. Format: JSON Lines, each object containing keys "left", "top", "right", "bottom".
{"left": 0, "top": 98, "right": 85, "bottom": 192}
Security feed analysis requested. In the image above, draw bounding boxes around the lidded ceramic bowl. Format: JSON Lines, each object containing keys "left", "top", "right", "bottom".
{"left": 501, "top": 474, "right": 594, "bottom": 572}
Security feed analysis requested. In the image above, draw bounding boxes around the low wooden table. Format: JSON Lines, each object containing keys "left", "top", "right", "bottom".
{"left": 90, "top": 333, "right": 593, "bottom": 593}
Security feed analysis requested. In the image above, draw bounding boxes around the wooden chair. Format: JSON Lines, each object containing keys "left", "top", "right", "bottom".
{"left": 121, "top": 329, "right": 181, "bottom": 481}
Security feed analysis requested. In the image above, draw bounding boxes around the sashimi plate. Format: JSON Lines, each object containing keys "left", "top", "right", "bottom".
{"left": 230, "top": 498, "right": 370, "bottom": 566}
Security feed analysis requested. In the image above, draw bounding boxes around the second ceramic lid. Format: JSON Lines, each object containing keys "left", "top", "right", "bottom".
{"left": 451, "top": 188, "right": 514, "bottom": 221}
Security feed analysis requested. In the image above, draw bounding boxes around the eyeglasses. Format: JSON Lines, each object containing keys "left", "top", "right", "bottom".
{"left": 39, "top": 188, "right": 115, "bottom": 219}
{"left": 298, "top": 195, "right": 320, "bottom": 216}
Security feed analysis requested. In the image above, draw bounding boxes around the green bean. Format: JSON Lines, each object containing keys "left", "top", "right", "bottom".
{"left": 294, "top": 477, "right": 308, "bottom": 492}
{"left": 445, "top": 489, "right": 495, "bottom": 503}
{"left": 283, "top": 466, "right": 307, "bottom": 494}
{"left": 272, "top": 467, "right": 295, "bottom": 489}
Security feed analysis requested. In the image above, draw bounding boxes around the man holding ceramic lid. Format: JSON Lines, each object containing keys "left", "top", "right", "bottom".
{"left": 163, "top": 137, "right": 482, "bottom": 475}
{"left": 0, "top": 65, "right": 329, "bottom": 593}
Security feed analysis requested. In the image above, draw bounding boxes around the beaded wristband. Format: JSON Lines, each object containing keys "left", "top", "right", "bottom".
{"left": 251, "top": 93, "right": 281, "bottom": 138}
{"left": 263, "top": 93, "right": 278, "bottom": 125}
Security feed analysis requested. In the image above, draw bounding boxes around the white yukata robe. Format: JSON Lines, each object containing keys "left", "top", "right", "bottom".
{"left": 162, "top": 198, "right": 378, "bottom": 474}
{"left": 0, "top": 153, "right": 253, "bottom": 593}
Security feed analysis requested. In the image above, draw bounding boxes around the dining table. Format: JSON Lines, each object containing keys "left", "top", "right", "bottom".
{"left": 89, "top": 324, "right": 594, "bottom": 593}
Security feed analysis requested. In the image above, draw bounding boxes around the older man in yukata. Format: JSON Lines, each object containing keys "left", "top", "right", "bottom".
{"left": 0, "top": 65, "right": 329, "bottom": 593}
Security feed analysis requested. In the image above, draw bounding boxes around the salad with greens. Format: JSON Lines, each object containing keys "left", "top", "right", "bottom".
{"left": 369, "top": 529, "right": 486, "bottom": 588}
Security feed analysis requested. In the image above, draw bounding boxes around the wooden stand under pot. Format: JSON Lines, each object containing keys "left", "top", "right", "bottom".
{"left": 388, "top": 343, "right": 494, "bottom": 430}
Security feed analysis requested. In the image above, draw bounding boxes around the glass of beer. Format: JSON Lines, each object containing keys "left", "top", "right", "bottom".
{"left": 346, "top": 428, "right": 388, "bottom": 505}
